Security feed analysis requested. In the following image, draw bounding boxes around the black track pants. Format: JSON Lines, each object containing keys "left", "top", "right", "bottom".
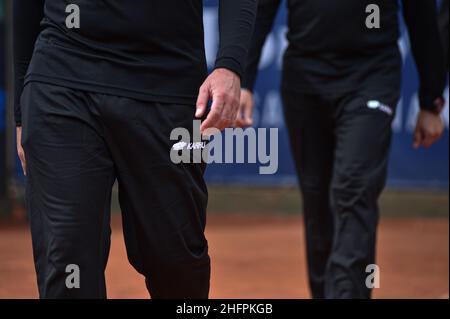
{"left": 282, "top": 88, "right": 398, "bottom": 299}
{"left": 21, "top": 82, "right": 210, "bottom": 299}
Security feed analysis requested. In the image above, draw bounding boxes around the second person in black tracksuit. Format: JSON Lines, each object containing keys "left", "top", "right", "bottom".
{"left": 239, "top": 0, "right": 447, "bottom": 299}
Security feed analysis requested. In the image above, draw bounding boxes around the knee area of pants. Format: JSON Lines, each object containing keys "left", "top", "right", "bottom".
{"left": 331, "top": 172, "right": 379, "bottom": 196}
{"left": 330, "top": 175, "right": 378, "bottom": 209}
{"left": 301, "top": 176, "right": 329, "bottom": 195}
{"left": 151, "top": 241, "right": 210, "bottom": 271}
{"left": 308, "top": 237, "right": 332, "bottom": 253}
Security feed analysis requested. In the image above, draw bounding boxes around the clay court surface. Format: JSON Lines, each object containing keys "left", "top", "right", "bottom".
{"left": 0, "top": 214, "right": 448, "bottom": 299}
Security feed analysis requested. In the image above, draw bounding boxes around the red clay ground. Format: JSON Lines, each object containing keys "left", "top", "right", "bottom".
{"left": 0, "top": 215, "right": 448, "bottom": 299}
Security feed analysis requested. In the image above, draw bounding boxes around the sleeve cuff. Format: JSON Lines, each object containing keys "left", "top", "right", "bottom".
{"left": 214, "top": 57, "right": 244, "bottom": 80}
{"left": 241, "top": 76, "right": 256, "bottom": 92}
{"left": 419, "top": 92, "right": 445, "bottom": 112}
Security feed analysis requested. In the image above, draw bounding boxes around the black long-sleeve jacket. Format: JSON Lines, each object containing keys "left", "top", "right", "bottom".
{"left": 243, "top": 0, "right": 446, "bottom": 112}
{"left": 439, "top": 0, "right": 449, "bottom": 69}
{"left": 13, "top": 0, "right": 257, "bottom": 126}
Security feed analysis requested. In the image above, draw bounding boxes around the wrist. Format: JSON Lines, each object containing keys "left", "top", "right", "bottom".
{"left": 214, "top": 58, "right": 243, "bottom": 80}
{"left": 213, "top": 67, "right": 240, "bottom": 81}
{"left": 241, "top": 86, "right": 254, "bottom": 93}
{"left": 421, "top": 97, "right": 445, "bottom": 115}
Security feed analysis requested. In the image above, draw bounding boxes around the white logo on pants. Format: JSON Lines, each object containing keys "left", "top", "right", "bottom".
{"left": 367, "top": 100, "right": 393, "bottom": 116}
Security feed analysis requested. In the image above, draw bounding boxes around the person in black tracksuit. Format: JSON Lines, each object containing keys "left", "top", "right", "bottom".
{"left": 239, "top": 0, "right": 447, "bottom": 299}
{"left": 14, "top": 0, "right": 257, "bottom": 299}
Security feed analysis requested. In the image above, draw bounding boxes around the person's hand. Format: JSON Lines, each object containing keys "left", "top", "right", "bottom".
{"left": 235, "top": 89, "right": 254, "bottom": 128}
{"left": 413, "top": 110, "right": 445, "bottom": 149}
{"left": 16, "top": 127, "right": 26, "bottom": 175}
{"left": 196, "top": 68, "right": 241, "bottom": 134}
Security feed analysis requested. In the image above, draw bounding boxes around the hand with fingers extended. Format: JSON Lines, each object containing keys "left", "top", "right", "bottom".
{"left": 196, "top": 68, "right": 241, "bottom": 135}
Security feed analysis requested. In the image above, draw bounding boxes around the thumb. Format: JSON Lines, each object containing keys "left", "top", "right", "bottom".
{"left": 22, "top": 161, "right": 27, "bottom": 176}
{"left": 413, "top": 128, "right": 423, "bottom": 149}
{"left": 244, "top": 100, "right": 254, "bottom": 126}
{"left": 19, "top": 151, "right": 27, "bottom": 176}
{"left": 196, "top": 84, "right": 210, "bottom": 118}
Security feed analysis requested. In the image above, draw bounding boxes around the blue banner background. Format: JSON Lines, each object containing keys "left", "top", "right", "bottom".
{"left": 203, "top": 0, "right": 449, "bottom": 188}
{"left": 0, "top": 1, "right": 448, "bottom": 188}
